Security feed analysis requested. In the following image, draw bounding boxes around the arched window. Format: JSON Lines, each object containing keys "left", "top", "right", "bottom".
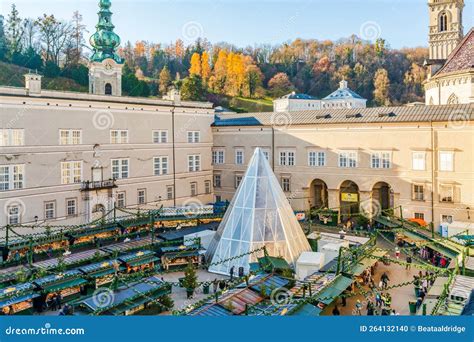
{"left": 105, "top": 83, "right": 112, "bottom": 95}
{"left": 447, "top": 93, "right": 459, "bottom": 105}
{"left": 439, "top": 12, "right": 448, "bottom": 32}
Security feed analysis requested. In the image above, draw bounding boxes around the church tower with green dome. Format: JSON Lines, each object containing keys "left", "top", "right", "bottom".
{"left": 89, "top": 0, "right": 124, "bottom": 96}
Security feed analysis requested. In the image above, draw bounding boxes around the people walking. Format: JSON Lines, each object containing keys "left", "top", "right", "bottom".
{"left": 355, "top": 300, "right": 362, "bottom": 315}
{"left": 406, "top": 256, "right": 412, "bottom": 270}
{"left": 380, "top": 272, "right": 390, "bottom": 289}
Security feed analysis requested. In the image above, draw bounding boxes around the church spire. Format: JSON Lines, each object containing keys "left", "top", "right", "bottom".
{"left": 90, "top": 0, "right": 123, "bottom": 64}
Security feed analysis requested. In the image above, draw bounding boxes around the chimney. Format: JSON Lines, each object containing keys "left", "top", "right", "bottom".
{"left": 24, "top": 72, "right": 42, "bottom": 96}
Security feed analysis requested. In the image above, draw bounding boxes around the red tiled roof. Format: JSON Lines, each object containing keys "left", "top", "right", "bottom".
{"left": 435, "top": 28, "right": 474, "bottom": 76}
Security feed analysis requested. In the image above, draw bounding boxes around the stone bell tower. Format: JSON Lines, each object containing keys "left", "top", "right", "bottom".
{"left": 89, "top": 0, "right": 124, "bottom": 96}
{"left": 428, "top": 0, "right": 464, "bottom": 61}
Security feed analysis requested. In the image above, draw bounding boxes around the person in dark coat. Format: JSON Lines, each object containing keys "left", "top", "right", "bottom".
{"left": 229, "top": 266, "right": 235, "bottom": 281}
{"left": 332, "top": 305, "right": 340, "bottom": 316}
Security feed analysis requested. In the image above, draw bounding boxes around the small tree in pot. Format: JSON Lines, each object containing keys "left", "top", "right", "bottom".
{"left": 182, "top": 261, "right": 198, "bottom": 299}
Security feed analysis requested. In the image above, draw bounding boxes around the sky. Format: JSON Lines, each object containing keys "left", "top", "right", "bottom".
{"left": 1, "top": 0, "right": 473, "bottom": 49}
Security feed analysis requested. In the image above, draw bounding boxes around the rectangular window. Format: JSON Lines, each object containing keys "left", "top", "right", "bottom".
{"left": 282, "top": 177, "right": 291, "bottom": 192}
{"left": 205, "top": 180, "right": 211, "bottom": 194}
{"left": 308, "top": 151, "right": 326, "bottom": 167}
{"left": 7, "top": 205, "right": 21, "bottom": 224}
{"left": 187, "top": 131, "right": 200, "bottom": 143}
{"left": 111, "top": 159, "right": 129, "bottom": 179}
{"left": 441, "top": 215, "right": 453, "bottom": 224}
{"left": 167, "top": 186, "right": 174, "bottom": 200}
{"left": 212, "top": 150, "right": 225, "bottom": 165}
{"left": 413, "top": 184, "right": 425, "bottom": 201}
{"left": 412, "top": 152, "right": 426, "bottom": 171}
{"left": 213, "top": 174, "right": 221, "bottom": 188}
{"left": 190, "top": 182, "right": 197, "bottom": 197}
{"left": 116, "top": 192, "right": 126, "bottom": 208}
{"left": 66, "top": 198, "right": 77, "bottom": 217}
{"left": 110, "top": 130, "right": 129, "bottom": 144}
{"left": 59, "top": 129, "right": 81, "bottom": 145}
{"left": 1, "top": 129, "right": 25, "bottom": 146}
{"left": 279, "top": 151, "right": 295, "bottom": 166}
{"left": 439, "top": 184, "right": 454, "bottom": 203}
{"left": 262, "top": 150, "right": 270, "bottom": 160}
{"left": 61, "top": 161, "right": 82, "bottom": 184}
{"left": 44, "top": 201, "right": 56, "bottom": 220}
{"left": 137, "top": 189, "right": 146, "bottom": 205}
{"left": 188, "top": 155, "right": 201, "bottom": 172}
{"left": 371, "top": 152, "right": 391, "bottom": 169}
{"left": 339, "top": 151, "right": 357, "bottom": 168}
{"left": 0, "top": 164, "right": 24, "bottom": 191}
{"left": 235, "top": 149, "right": 244, "bottom": 165}
{"left": 153, "top": 130, "right": 168, "bottom": 143}
{"left": 154, "top": 156, "right": 169, "bottom": 175}
{"left": 439, "top": 151, "right": 454, "bottom": 172}
{"left": 414, "top": 212, "right": 425, "bottom": 220}
{"left": 235, "top": 175, "right": 242, "bottom": 189}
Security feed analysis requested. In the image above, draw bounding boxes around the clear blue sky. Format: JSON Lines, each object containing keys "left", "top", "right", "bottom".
{"left": 1, "top": 0, "right": 473, "bottom": 49}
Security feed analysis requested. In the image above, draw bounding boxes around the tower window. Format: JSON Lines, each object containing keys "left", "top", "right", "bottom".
{"left": 439, "top": 12, "right": 448, "bottom": 32}
{"left": 105, "top": 83, "right": 112, "bottom": 95}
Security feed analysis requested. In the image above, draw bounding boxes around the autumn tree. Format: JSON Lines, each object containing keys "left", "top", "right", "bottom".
{"left": 268, "top": 72, "right": 294, "bottom": 97}
{"left": 201, "top": 51, "right": 211, "bottom": 84}
{"left": 158, "top": 66, "right": 172, "bottom": 94}
{"left": 373, "top": 68, "right": 390, "bottom": 106}
{"left": 189, "top": 52, "right": 201, "bottom": 76}
{"left": 210, "top": 49, "right": 228, "bottom": 93}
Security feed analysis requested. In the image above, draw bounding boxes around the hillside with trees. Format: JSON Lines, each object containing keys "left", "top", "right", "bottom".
{"left": 0, "top": 5, "right": 428, "bottom": 111}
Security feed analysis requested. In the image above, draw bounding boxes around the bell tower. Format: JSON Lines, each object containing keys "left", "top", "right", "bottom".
{"left": 428, "top": 0, "right": 464, "bottom": 60}
{"left": 89, "top": 0, "right": 123, "bottom": 96}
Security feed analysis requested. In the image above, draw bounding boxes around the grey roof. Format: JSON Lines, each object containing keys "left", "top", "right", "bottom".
{"left": 280, "top": 92, "right": 318, "bottom": 100}
{"left": 323, "top": 87, "right": 365, "bottom": 100}
{"left": 213, "top": 104, "right": 474, "bottom": 127}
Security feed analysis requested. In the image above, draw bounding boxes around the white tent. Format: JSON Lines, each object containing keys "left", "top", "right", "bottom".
{"left": 207, "top": 148, "right": 311, "bottom": 275}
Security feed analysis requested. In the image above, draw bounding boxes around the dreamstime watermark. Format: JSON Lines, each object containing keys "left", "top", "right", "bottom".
{"left": 271, "top": 112, "right": 293, "bottom": 130}
{"left": 359, "top": 199, "right": 381, "bottom": 220}
{"left": 92, "top": 109, "right": 115, "bottom": 130}
{"left": 182, "top": 21, "right": 204, "bottom": 43}
{"left": 270, "top": 287, "right": 294, "bottom": 307}
{"left": 359, "top": 21, "right": 382, "bottom": 41}
{"left": 4, "top": 322, "right": 85, "bottom": 336}
{"left": 448, "top": 110, "right": 470, "bottom": 129}
{"left": 182, "top": 198, "right": 207, "bottom": 219}
{"left": 3, "top": 198, "right": 26, "bottom": 222}
{"left": 92, "top": 288, "right": 115, "bottom": 309}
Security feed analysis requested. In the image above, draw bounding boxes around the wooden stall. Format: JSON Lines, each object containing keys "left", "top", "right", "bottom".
{"left": 78, "top": 260, "right": 123, "bottom": 290}
{"left": 0, "top": 283, "right": 38, "bottom": 315}
{"left": 158, "top": 244, "right": 203, "bottom": 271}
{"left": 118, "top": 250, "right": 159, "bottom": 274}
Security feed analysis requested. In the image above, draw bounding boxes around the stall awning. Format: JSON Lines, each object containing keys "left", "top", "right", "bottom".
{"left": 290, "top": 303, "right": 322, "bottom": 316}
{"left": 88, "top": 267, "right": 124, "bottom": 279}
{"left": 426, "top": 243, "right": 459, "bottom": 259}
{"left": 189, "top": 303, "right": 232, "bottom": 316}
{"left": 348, "top": 250, "right": 387, "bottom": 276}
{"left": 162, "top": 251, "right": 200, "bottom": 260}
{"left": 0, "top": 293, "right": 39, "bottom": 308}
{"left": 43, "top": 278, "right": 87, "bottom": 293}
{"left": 127, "top": 256, "right": 159, "bottom": 267}
{"left": 316, "top": 275, "right": 354, "bottom": 305}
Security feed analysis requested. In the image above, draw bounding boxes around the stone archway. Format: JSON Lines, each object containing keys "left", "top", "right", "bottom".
{"left": 372, "top": 181, "right": 393, "bottom": 212}
{"left": 309, "top": 179, "right": 329, "bottom": 210}
{"left": 339, "top": 180, "right": 359, "bottom": 220}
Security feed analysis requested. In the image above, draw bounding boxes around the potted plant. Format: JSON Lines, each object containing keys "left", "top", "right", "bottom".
{"left": 182, "top": 261, "right": 198, "bottom": 299}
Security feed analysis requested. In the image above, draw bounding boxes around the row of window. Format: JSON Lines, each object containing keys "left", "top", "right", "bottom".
{"left": 0, "top": 129, "right": 203, "bottom": 146}
{"left": 1, "top": 156, "right": 202, "bottom": 190}
{"left": 6, "top": 181, "right": 213, "bottom": 224}
{"left": 212, "top": 149, "right": 456, "bottom": 171}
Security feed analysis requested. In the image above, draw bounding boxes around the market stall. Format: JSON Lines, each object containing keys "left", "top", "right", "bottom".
{"left": 0, "top": 283, "right": 38, "bottom": 315}
{"left": 32, "top": 270, "right": 87, "bottom": 309}
{"left": 74, "top": 276, "right": 171, "bottom": 316}
{"left": 79, "top": 260, "right": 123, "bottom": 290}
{"left": 118, "top": 250, "right": 159, "bottom": 273}
{"left": 159, "top": 244, "right": 203, "bottom": 271}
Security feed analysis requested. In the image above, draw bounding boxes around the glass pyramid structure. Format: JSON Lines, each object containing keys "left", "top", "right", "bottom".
{"left": 207, "top": 148, "right": 311, "bottom": 275}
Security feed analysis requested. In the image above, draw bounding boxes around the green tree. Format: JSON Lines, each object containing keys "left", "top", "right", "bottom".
{"left": 181, "top": 74, "right": 206, "bottom": 101}
{"left": 6, "top": 4, "right": 24, "bottom": 57}
{"left": 0, "top": 15, "right": 9, "bottom": 61}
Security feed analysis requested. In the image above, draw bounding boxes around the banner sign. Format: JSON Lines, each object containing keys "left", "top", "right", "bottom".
{"left": 341, "top": 193, "right": 359, "bottom": 202}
